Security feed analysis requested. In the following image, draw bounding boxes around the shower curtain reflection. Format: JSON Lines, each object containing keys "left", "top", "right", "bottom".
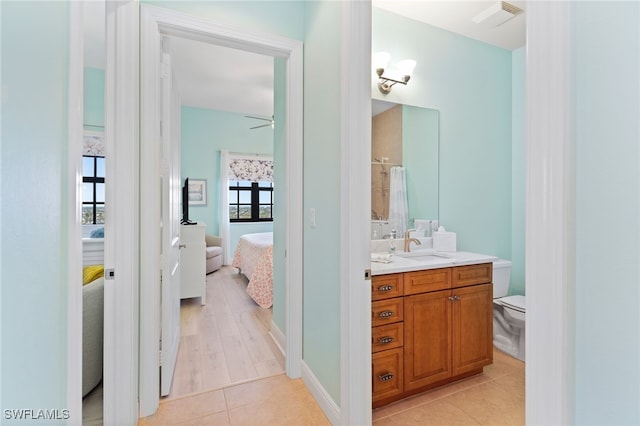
{"left": 388, "top": 166, "right": 409, "bottom": 236}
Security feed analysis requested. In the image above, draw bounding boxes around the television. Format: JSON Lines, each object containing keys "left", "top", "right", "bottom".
{"left": 181, "top": 178, "right": 195, "bottom": 225}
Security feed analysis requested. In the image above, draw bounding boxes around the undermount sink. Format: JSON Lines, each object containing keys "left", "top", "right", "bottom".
{"left": 396, "top": 250, "right": 451, "bottom": 259}
{"left": 395, "top": 250, "right": 454, "bottom": 265}
{"left": 406, "top": 254, "right": 454, "bottom": 264}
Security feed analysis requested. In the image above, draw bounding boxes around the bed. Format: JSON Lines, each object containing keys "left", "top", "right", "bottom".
{"left": 232, "top": 232, "right": 273, "bottom": 308}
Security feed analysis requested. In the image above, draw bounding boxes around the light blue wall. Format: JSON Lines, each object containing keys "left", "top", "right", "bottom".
{"left": 573, "top": 2, "right": 640, "bottom": 423}
{"left": 1, "top": 1, "right": 71, "bottom": 421}
{"left": 510, "top": 47, "right": 525, "bottom": 296}
{"left": 303, "top": 1, "right": 342, "bottom": 403}
{"left": 83, "top": 67, "right": 104, "bottom": 129}
{"left": 373, "top": 9, "right": 513, "bottom": 262}
{"left": 180, "top": 106, "right": 273, "bottom": 253}
{"left": 145, "top": 1, "right": 304, "bottom": 42}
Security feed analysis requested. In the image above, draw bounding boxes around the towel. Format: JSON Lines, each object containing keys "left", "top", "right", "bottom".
{"left": 371, "top": 253, "right": 393, "bottom": 263}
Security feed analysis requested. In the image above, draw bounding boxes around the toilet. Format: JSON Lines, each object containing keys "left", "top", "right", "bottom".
{"left": 492, "top": 259, "right": 525, "bottom": 361}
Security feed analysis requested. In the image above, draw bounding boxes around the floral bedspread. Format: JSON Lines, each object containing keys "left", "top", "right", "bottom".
{"left": 232, "top": 232, "right": 273, "bottom": 308}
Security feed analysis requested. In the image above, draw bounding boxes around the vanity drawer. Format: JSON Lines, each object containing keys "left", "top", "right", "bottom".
{"left": 404, "top": 268, "right": 451, "bottom": 295}
{"left": 372, "top": 274, "right": 404, "bottom": 300}
{"left": 452, "top": 263, "right": 492, "bottom": 288}
{"left": 372, "top": 348, "right": 404, "bottom": 403}
{"left": 372, "top": 323, "right": 404, "bottom": 353}
{"left": 372, "top": 298, "right": 404, "bottom": 327}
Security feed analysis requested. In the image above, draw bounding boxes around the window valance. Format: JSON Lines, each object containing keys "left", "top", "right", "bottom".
{"left": 228, "top": 156, "right": 273, "bottom": 182}
{"left": 83, "top": 131, "right": 105, "bottom": 156}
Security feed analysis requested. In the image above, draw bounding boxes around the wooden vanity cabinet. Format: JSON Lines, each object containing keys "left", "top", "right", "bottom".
{"left": 372, "top": 263, "right": 493, "bottom": 408}
{"left": 371, "top": 273, "right": 404, "bottom": 404}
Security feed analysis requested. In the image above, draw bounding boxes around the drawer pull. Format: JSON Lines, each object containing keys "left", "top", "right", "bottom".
{"left": 377, "top": 336, "right": 394, "bottom": 344}
{"left": 378, "top": 373, "right": 395, "bottom": 382}
{"left": 378, "top": 285, "right": 394, "bottom": 292}
{"left": 378, "top": 310, "right": 394, "bottom": 318}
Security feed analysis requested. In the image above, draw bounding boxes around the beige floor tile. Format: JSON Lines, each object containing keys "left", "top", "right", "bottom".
{"left": 143, "top": 389, "right": 227, "bottom": 425}
{"left": 176, "top": 410, "right": 230, "bottom": 426}
{"left": 224, "top": 374, "right": 306, "bottom": 410}
{"left": 446, "top": 381, "right": 524, "bottom": 426}
{"left": 374, "top": 399, "right": 481, "bottom": 426}
{"left": 227, "top": 391, "right": 329, "bottom": 426}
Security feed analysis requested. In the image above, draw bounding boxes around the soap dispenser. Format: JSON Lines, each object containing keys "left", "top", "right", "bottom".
{"left": 388, "top": 228, "right": 396, "bottom": 254}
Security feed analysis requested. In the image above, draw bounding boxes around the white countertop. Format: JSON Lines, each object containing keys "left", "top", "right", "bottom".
{"left": 370, "top": 249, "right": 498, "bottom": 275}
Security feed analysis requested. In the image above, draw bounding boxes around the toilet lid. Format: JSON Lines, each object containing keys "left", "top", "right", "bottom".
{"left": 498, "top": 295, "right": 526, "bottom": 312}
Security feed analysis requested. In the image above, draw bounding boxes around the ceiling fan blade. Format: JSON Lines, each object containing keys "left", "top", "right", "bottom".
{"left": 245, "top": 115, "right": 272, "bottom": 122}
{"left": 250, "top": 123, "right": 272, "bottom": 129}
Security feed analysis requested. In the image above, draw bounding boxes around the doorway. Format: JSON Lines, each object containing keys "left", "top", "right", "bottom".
{"left": 165, "top": 34, "right": 284, "bottom": 398}
{"left": 137, "top": 4, "right": 303, "bottom": 417}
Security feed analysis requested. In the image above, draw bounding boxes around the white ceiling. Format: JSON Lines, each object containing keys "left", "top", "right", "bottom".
{"left": 373, "top": 1, "right": 526, "bottom": 51}
{"left": 84, "top": 1, "right": 525, "bottom": 117}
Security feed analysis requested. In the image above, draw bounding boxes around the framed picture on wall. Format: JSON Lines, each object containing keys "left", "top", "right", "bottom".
{"left": 188, "top": 179, "right": 207, "bottom": 206}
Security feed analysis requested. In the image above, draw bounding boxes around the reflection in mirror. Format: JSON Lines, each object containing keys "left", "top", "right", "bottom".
{"left": 371, "top": 99, "right": 439, "bottom": 239}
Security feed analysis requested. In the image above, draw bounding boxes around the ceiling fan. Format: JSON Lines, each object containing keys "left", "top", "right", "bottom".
{"left": 245, "top": 115, "right": 274, "bottom": 130}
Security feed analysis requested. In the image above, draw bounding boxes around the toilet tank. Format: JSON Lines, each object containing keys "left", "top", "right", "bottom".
{"left": 492, "top": 259, "right": 512, "bottom": 298}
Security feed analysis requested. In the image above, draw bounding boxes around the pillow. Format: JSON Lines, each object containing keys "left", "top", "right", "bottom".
{"left": 83, "top": 265, "right": 104, "bottom": 285}
{"left": 90, "top": 227, "right": 104, "bottom": 238}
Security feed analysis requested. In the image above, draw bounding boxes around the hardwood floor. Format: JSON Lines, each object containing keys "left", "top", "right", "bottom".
{"left": 167, "top": 266, "right": 285, "bottom": 399}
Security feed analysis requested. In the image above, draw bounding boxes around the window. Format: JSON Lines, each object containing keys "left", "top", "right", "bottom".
{"left": 229, "top": 180, "right": 273, "bottom": 222}
{"left": 82, "top": 155, "right": 105, "bottom": 224}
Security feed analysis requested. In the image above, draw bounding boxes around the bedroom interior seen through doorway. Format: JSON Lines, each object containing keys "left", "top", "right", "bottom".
{"left": 137, "top": 4, "right": 303, "bottom": 417}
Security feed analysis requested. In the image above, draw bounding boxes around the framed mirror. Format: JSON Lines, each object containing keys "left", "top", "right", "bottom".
{"left": 371, "top": 99, "right": 439, "bottom": 238}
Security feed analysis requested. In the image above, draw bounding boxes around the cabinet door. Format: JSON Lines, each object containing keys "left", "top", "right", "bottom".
{"left": 404, "top": 290, "right": 452, "bottom": 391}
{"left": 452, "top": 283, "right": 493, "bottom": 376}
{"left": 372, "top": 348, "right": 404, "bottom": 403}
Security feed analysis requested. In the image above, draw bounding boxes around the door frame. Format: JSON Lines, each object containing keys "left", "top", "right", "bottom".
{"left": 138, "top": 4, "right": 303, "bottom": 417}
{"left": 66, "top": 1, "right": 84, "bottom": 420}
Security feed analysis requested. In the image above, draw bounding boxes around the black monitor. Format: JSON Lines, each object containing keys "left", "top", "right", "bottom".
{"left": 181, "top": 178, "right": 195, "bottom": 225}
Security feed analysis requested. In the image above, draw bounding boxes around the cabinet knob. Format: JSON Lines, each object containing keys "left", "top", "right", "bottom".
{"left": 179, "top": 244, "right": 187, "bottom": 249}
{"left": 378, "top": 310, "right": 394, "bottom": 318}
{"left": 377, "top": 336, "right": 394, "bottom": 344}
{"left": 378, "top": 285, "right": 394, "bottom": 292}
{"left": 378, "top": 373, "right": 395, "bottom": 382}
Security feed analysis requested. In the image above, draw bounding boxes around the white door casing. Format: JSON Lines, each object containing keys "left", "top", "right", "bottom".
{"left": 159, "top": 48, "right": 183, "bottom": 397}
{"left": 104, "top": 0, "right": 140, "bottom": 423}
{"left": 139, "top": 4, "right": 303, "bottom": 416}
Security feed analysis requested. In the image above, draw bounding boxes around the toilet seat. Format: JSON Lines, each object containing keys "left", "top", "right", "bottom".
{"left": 495, "top": 295, "right": 525, "bottom": 313}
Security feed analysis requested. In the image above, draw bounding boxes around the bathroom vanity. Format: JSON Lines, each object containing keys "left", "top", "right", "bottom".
{"left": 371, "top": 252, "right": 496, "bottom": 408}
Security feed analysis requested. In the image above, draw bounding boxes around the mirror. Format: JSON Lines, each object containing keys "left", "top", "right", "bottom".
{"left": 371, "top": 99, "right": 439, "bottom": 238}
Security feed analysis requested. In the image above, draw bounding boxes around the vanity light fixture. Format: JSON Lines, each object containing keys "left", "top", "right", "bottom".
{"left": 374, "top": 52, "right": 416, "bottom": 95}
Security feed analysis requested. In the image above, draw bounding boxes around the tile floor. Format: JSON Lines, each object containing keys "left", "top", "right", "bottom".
{"left": 139, "top": 349, "right": 524, "bottom": 425}
{"left": 138, "top": 374, "right": 330, "bottom": 425}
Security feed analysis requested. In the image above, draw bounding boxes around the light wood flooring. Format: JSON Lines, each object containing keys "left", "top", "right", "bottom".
{"left": 167, "top": 266, "right": 285, "bottom": 399}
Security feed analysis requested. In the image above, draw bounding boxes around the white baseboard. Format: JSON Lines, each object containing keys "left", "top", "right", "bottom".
{"left": 270, "top": 323, "right": 339, "bottom": 423}
{"left": 301, "top": 361, "right": 341, "bottom": 425}
{"left": 269, "top": 320, "right": 285, "bottom": 357}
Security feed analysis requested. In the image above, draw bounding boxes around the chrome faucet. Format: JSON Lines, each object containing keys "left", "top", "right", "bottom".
{"left": 404, "top": 229, "right": 421, "bottom": 252}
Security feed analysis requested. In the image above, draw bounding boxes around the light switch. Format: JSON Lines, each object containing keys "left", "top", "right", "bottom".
{"left": 310, "top": 207, "right": 316, "bottom": 227}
